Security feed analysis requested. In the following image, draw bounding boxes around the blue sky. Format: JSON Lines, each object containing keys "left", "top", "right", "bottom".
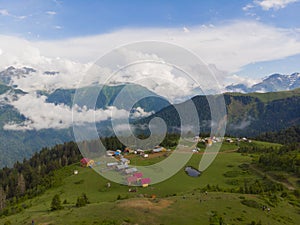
{"left": 0, "top": 0, "right": 300, "bottom": 80}
{"left": 0, "top": 0, "right": 299, "bottom": 40}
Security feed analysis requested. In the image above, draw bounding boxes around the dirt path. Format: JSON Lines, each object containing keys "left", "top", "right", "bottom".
{"left": 249, "top": 164, "right": 295, "bottom": 190}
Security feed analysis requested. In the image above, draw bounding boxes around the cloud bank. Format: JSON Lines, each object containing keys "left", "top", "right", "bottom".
{"left": 4, "top": 93, "right": 128, "bottom": 130}
{"left": 1, "top": 20, "right": 300, "bottom": 130}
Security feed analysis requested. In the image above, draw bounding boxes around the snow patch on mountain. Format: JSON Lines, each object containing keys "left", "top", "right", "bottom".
{"left": 226, "top": 72, "right": 300, "bottom": 93}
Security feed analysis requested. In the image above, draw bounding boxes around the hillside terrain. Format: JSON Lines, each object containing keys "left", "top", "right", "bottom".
{"left": 139, "top": 88, "right": 300, "bottom": 137}
{"left": 0, "top": 138, "right": 299, "bottom": 225}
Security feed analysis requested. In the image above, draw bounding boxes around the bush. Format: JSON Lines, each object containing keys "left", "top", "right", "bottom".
{"left": 223, "top": 170, "right": 242, "bottom": 178}
{"left": 241, "top": 199, "right": 261, "bottom": 209}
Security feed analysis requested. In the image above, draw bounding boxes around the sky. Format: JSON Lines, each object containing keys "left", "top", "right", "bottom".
{"left": 0, "top": 0, "right": 299, "bottom": 79}
{"left": 0, "top": 0, "right": 300, "bottom": 131}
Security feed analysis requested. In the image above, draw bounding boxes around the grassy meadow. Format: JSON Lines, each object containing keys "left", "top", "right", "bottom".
{"left": 1, "top": 141, "right": 299, "bottom": 225}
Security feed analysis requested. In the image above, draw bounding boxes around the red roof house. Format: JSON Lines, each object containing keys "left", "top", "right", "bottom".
{"left": 140, "top": 178, "right": 151, "bottom": 187}
{"left": 127, "top": 176, "right": 138, "bottom": 185}
{"left": 80, "top": 158, "right": 90, "bottom": 166}
{"left": 133, "top": 172, "right": 143, "bottom": 179}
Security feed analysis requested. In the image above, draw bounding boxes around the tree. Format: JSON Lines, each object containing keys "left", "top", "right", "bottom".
{"left": 0, "top": 186, "right": 6, "bottom": 210}
{"left": 76, "top": 193, "right": 89, "bottom": 207}
{"left": 17, "top": 173, "right": 26, "bottom": 196}
{"left": 50, "top": 194, "right": 63, "bottom": 211}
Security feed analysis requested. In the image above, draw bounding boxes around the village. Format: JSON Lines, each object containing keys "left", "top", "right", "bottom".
{"left": 77, "top": 136, "right": 252, "bottom": 189}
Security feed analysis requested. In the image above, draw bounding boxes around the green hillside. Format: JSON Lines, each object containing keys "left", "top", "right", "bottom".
{"left": 138, "top": 89, "right": 300, "bottom": 137}
{"left": 0, "top": 140, "right": 299, "bottom": 225}
{"left": 228, "top": 88, "right": 300, "bottom": 103}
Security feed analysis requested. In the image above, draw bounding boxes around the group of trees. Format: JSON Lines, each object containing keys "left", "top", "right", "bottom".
{"left": 238, "top": 143, "right": 300, "bottom": 176}
{"left": 51, "top": 193, "right": 89, "bottom": 211}
{"left": 258, "top": 144, "right": 300, "bottom": 176}
{"left": 0, "top": 141, "right": 81, "bottom": 213}
{"left": 256, "top": 125, "right": 300, "bottom": 144}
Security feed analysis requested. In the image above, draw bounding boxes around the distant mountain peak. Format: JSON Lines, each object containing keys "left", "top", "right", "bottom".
{"left": 0, "top": 66, "right": 36, "bottom": 85}
{"left": 226, "top": 72, "right": 300, "bottom": 93}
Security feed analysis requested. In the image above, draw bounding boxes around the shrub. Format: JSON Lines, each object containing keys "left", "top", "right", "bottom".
{"left": 241, "top": 199, "right": 261, "bottom": 209}
{"left": 51, "top": 194, "right": 63, "bottom": 211}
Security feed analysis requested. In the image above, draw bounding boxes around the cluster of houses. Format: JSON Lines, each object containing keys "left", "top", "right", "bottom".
{"left": 106, "top": 156, "right": 151, "bottom": 187}
{"left": 193, "top": 136, "right": 252, "bottom": 146}
{"left": 106, "top": 146, "right": 167, "bottom": 158}
{"left": 80, "top": 151, "right": 152, "bottom": 187}
{"left": 126, "top": 172, "right": 151, "bottom": 187}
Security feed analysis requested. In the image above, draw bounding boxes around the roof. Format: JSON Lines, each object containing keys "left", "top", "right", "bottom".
{"left": 125, "top": 167, "right": 138, "bottom": 174}
{"left": 133, "top": 172, "right": 143, "bottom": 179}
{"left": 80, "top": 158, "right": 90, "bottom": 164}
{"left": 140, "top": 178, "right": 151, "bottom": 185}
{"left": 107, "top": 162, "right": 119, "bottom": 167}
{"left": 127, "top": 176, "right": 137, "bottom": 184}
{"left": 116, "top": 164, "right": 128, "bottom": 170}
{"left": 153, "top": 147, "right": 163, "bottom": 152}
{"left": 120, "top": 158, "right": 130, "bottom": 163}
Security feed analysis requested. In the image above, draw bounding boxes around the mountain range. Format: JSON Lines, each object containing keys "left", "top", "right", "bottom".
{"left": 0, "top": 66, "right": 300, "bottom": 167}
{"left": 226, "top": 72, "right": 300, "bottom": 93}
{"left": 137, "top": 88, "right": 300, "bottom": 137}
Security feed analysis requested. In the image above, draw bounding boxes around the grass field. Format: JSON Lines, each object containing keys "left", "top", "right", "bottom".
{"left": 0, "top": 141, "right": 299, "bottom": 225}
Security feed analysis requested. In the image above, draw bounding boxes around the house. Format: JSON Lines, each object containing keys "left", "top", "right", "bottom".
{"left": 153, "top": 147, "right": 164, "bottom": 153}
{"left": 193, "top": 136, "right": 200, "bottom": 142}
{"left": 192, "top": 149, "right": 198, "bottom": 153}
{"left": 136, "top": 149, "right": 145, "bottom": 155}
{"left": 127, "top": 176, "right": 138, "bottom": 185}
{"left": 87, "top": 160, "right": 95, "bottom": 167}
{"left": 120, "top": 157, "right": 130, "bottom": 165}
{"left": 107, "top": 162, "right": 119, "bottom": 167}
{"left": 140, "top": 178, "right": 151, "bottom": 187}
{"left": 80, "top": 158, "right": 94, "bottom": 167}
{"left": 133, "top": 172, "right": 143, "bottom": 180}
{"left": 124, "top": 147, "right": 134, "bottom": 153}
{"left": 116, "top": 164, "right": 128, "bottom": 170}
{"left": 125, "top": 167, "right": 138, "bottom": 174}
{"left": 80, "top": 158, "right": 90, "bottom": 167}
{"left": 106, "top": 150, "right": 115, "bottom": 157}
{"left": 114, "top": 151, "right": 121, "bottom": 156}
{"left": 226, "top": 138, "right": 234, "bottom": 143}
{"left": 205, "top": 138, "right": 213, "bottom": 147}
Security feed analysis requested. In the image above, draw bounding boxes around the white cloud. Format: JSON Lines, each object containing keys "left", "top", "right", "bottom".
{"left": 46, "top": 11, "right": 57, "bottom": 15}
{"left": 0, "top": 9, "right": 27, "bottom": 20}
{"left": 4, "top": 93, "right": 128, "bottom": 130}
{"left": 0, "top": 9, "right": 9, "bottom": 16}
{"left": 243, "top": 4, "right": 254, "bottom": 11}
{"left": 130, "top": 107, "right": 154, "bottom": 118}
{"left": 32, "top": 21, "right": 300, "bottom": 74}
{"left": 226, "top": 74, "right": 261, "bottom": 87}
{"left": 255, "top": 0, "right": 298, "bottom": 10}
{"left": 1, "top": 21, "right": 300, "bottom": 94}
